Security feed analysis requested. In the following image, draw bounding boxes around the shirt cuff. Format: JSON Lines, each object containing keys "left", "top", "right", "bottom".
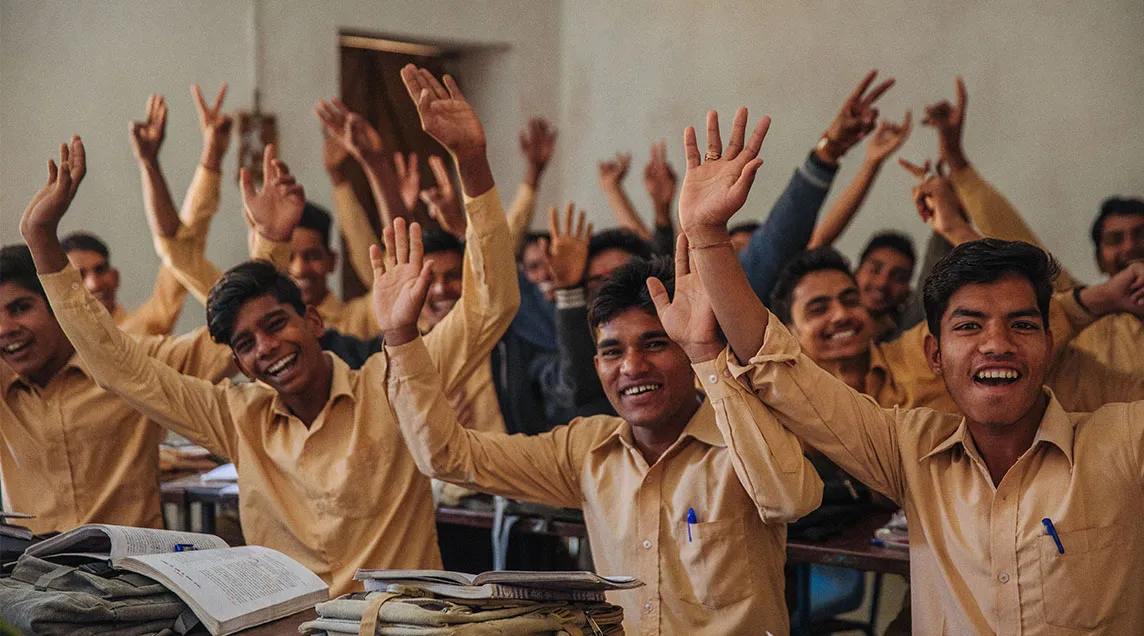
{"left": 554, "top": 287, "right": 587, "bottom": 309}
{"left": 724, "top": 313, "right": 804, "bottom": 380}
{"left": 385, "top": 334, "right": 436, "bottom": 380}
{"left": 462, "top": 185, "right": 504, "bottom": 238}
{"left": 801, "top": 151, "right": 839, "bottom": 188}
{"left": 691, "top": 347, "right": 741, "bottom": 402}
{"left": 1054, "top": 288, "right": 1098, "bottom": 331}
{"left": 39, "top": 264, "right": 87, "bottom": 304}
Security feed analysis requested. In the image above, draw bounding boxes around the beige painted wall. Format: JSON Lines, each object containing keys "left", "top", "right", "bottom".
{"left": 0, "top": 0, "right": 561, "bottom": 333}
{"left": 557, "top": 0, "right": 1144, "bottom": 284}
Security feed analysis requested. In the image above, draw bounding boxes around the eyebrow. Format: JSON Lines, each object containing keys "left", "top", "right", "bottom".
{"left": 596, "top": 330, "right": 672, "bottom": 349}
{"left": 950, "top": 307, "right": 1042, "bottom": 320}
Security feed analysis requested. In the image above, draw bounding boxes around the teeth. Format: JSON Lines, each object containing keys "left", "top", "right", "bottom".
{"left": 622, "top": 384, "right": 661, "bottom": 396}
{"left": 266, "top": 353, "right": 298, "bottom": 376}
{"left": 2, "top": 340, "right": 32, "bottom": 354}
{"left": 975, "top": 369, "right": 1019, "bottom": 380}
{"left": 829, "top": 330, "right": 858, "bottom": 340}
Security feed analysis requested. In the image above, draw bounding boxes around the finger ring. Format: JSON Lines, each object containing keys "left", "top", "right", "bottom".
{"left": 705, "top": 151, "right": 721, "bottom": 161}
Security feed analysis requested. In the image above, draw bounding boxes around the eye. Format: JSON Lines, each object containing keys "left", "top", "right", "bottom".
{"left": 1013, "top": 320, "right": 1041, "bottom": 331}
{"left": 10, "top": 300, "right": 31, "bottom": 316}
{"left": 232, "top": 337, "right": 253, "bottom": 354}
{"left": 599, "top": 347, "right": 621, "bottom": 359}
{"left": 952, "top": 321, "right": 980, "bottom": 332}
{"left": 266, "top": 317, "right": 287, "bottom": 333}
{"left": 645, "top": 339, "right": 669, "bottom": 351}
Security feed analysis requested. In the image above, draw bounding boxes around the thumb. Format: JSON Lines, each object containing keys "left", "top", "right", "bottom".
{"left": 369, "top": 243, "right": 386, "bottom": 279}
{"left": 647, "top": 277, "right": 671, "bottom": 315}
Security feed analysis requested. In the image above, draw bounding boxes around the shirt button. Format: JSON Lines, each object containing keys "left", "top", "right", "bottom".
{"left": 71, "top": 283, "right": 80, "bottom": 290}
{"left": 723, "top": 369, "right": 731, "bottom": 378}
{"left": 644, "top": 602, "right": 653, "bottom": 613}
{"left": 642, "top": 539, "right": 652, "bottom": 550}
{"left": 707, "top": 374, "right": 718, "bottom": 384}
{"left": 998, "top": 572, "right": 1010, "bottom": 584}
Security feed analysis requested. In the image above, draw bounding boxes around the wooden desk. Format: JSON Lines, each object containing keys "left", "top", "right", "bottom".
{"left": 787, "top": 510, "right": 909, "bottom": 577}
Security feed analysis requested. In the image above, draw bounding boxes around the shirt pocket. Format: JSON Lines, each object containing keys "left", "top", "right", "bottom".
{"left": 1037, "top": 523, "right": 1126, "bottom": 630}
{"left": 676, "top": 516, "right": 755, "bottom": 609}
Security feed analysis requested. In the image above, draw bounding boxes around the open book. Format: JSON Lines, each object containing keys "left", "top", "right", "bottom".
{"left": 354, "top": 569, "right": 643, "bottom": 601}
{"left": 27, "top": 525, "right": 327, "bottom": 635}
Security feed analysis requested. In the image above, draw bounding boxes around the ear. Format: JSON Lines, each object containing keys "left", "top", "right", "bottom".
{"left": 593, "top": 353, "right": 602, "bottom": 378}
{"left": 923, "top": 330, "right": 942, "bottom": 375}
{"left": 327, "top": 248, "right": 339, "bottom": 272}
{"left": 110, "top": 267, "right": 121, "bottom": 290}
{"left": 303, "top": 305, "right": 325, "bottom": 337}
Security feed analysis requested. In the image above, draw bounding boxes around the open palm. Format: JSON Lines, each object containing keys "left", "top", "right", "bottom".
{"left": 372, "top": 218, "right": 433, "bottom": 333}
{"left": 678, "top": 108, "right": 771, "bottom": 232}
{"left": 21, "top": 137, "right": 87, "bottom": 236}
{"left": 400, "top": 65, "right": 486, "bottom": 158}
{"left": 648, "top": 235, "right": 723, "bottom": 362}
{"left": 241, "top": 144, "right": 305, "bottom": 242}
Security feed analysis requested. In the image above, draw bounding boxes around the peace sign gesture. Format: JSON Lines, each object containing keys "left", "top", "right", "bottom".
{"left": 191, "top": 83, "right": 233, "bottom": 171}
{"left": 818, "top": 70, "right": 896, "bottom": 165}
{"left": 678, "top": 107, "right": 771, "bottom": 235}
{"left": 129, "top": 94, "right": 167, "bottom": 164}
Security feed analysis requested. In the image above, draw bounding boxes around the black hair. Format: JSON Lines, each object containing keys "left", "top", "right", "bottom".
{"left": 728, "top": 221, "right": 761, "bottom": 237}
{"left": 859, "top": 231, "right": 916, "bottom": 269}
{"left": 60, "top": 232, "right": 111, "bottom": 261}
{"left": 523, "top": 231, "right": 549, "bottom": 248}
{"left": 0, "top": 244, "right": 46, "bottom": 301}
{"left": 588, "top": 228, "right": 653, "bottom": 262}
{"left": 1091, "top": 197, "right": 1144, "bottom": 251}
{"left": 206, "top": 260, "right": 305, "bottom": 345}
{"left": 421, "top": 227, "right": 464, "bottom": 257}
{"left": 588, "top": 256, "right": 672, "bottom": 332}
{"left": 299, "top": 201, "right": 333, "bottom": 247}
{"left": 769, "top": 247, "right": 856, "bottom": 325}
{"left": 923, "top": 239, "right": 1059, "bottom": 339}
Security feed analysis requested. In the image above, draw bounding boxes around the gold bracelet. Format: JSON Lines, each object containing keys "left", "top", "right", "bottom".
{"left": 688, "top": 240, "right": 734, "bottom": 251}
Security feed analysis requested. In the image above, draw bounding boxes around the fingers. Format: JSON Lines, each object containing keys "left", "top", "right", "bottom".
{"left": 410, "top": 260, "right": 435, "bottom": 306}
{"left": 846, "top": 70, "right": 878, "bottom": 109}
{"left": 900, "top": 109, "right": 913, "bottom": 135}
{"left": 563, "top": 202, "right": 574, "bottom": 236}
{"left": 421, "top": 68, "right": 449, "bottom": 100}
{"left": 674, "top": 233, "right": 689, "bottom": 277}
{"left": 47, "top": 159, "right": 58, "bottom": 183}
{"left": 408, "top": 220, "right": 424, "bottom": 267}
{"left": 646, "top": 277, "right": 671, "bottom": 314}
{"left": 212, "top": 82, "right": 228, "bottom": 112}
{"left": 392, "top": 217, "right": 410, "bottom": 263}
{"left": 369, "top": 243, "right": 386, "bottom": 277}
{"left": 683, "top": 126, "right": 700, "bottom": 168}
{"left": 399, "top": 64, "right": 424, "bottom": 103}
{"left": 724, "top": 107, "right": 748, "bottom": 159}
{"left": 443, "top": 74, "right": 466, "bottom": 102}
{"left": 705, "top": 110, "right": 722, "bottom": 159}
{"left": 536, "top": 237, "right": 550, "bottom": 257}
{"left": 428, "top": 155, "right": 450, "bottom": 188}
{"left": 574, "top": 208, "right": 586, "bottom": 238}
{"left": 742, "top": 115, "right": 772, "bottom": 161}
{"left": 69, "top": 135, "right": 86, "bottom": 182}
{"left": 191, "top": 84, "right": 207, "bottom": 118}
{"left": 860, "top": 78, "right": 896, "bottom": 110}
{"left": 407, "top": 152, "right": 419, "bottom": 176}
{"left": 730, "top": 158, "right": 765, "bottom": 203}
{"left": 897, "top": 157, "right": 930, "bottom": 180}
{"left": 262, "top": 144, "right": 276, "bottom": 184}
{"left": 547, "top": 205, "right": 559, "bottom": 236}
{"left": 955, "top": 76, "right": 968, "bottom": 117}
{"left": 393, "top": 152, "right": 406, "bottom": 176}
{"left": 240, "top": 167, "right": 255, "bottom": 201}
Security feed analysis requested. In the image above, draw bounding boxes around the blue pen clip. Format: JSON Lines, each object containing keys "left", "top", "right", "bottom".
{"left": 687, "top": 508, "right": 697, "bottom": 542}
{"left": 1041, "top": 518, "right": 1064, "bottom": 554}
{"left": 174, "top": 543, "right": 197, "bottom": 552}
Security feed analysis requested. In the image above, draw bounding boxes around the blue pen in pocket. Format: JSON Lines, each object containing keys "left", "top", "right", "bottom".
{"left": 687, "top": 508, "right": 697, "bottom": 542}
{"left": 1042, "top": 518, "right": 1064, "bottom": 554}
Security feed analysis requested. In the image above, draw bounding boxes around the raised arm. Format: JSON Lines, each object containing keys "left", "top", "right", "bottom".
{"left": 507, "top": 118, "right": 556, "bottom": 253}
{"left": 598, "top": 152, "right": 651, "bottom": 240}
{"left": 677, "top": 108, "right": 908, "bottom": 502}
{"left": 739, "top": 70, "right": 893, "bottom": 299}
{"left": 644, "top": 140, "right": 679, "bottom": 255}
{"left": 807, "top": 111, "right": 911, "bottom": 248}
{"left": 323, "top": 122, "right": 380, "bottom": 286}
{"left": 420, "top": 155, "right": 466, "bottom": 239}
{"left": 924, "top": 77, "right": 1080, "bottom": 289}
{"left": 375, "top": 222, "right": 582, "bottom": 508}
{"left": 397, "top": 64, "right": 519, "bottom": 394}
{"left": 647, "top": 234, "right": 823, "bottom": 521}
{"left": 21, "top": 137, "right": 239, "bottom": 457}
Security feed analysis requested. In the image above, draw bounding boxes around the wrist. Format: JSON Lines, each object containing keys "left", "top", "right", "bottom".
{"left": 945, "top": 149, "right": 969, "bottom": 172}
{"left": 653, "top": 201, "right": 672, "bottom": 225}
{"left": 683, "top": 225, "right": 731, "bottom": 246}
{"left": 383, "top": 324, "right": 420, "bottom": 347}
{"left": 814, "top": 136, "right": 844, "bottom": 166}
{"left": 455, "top": 153, "right": 494, "bottom": 198}
{"left": 254, "top": 224, "right": 291, "bottom": 243}
{"left": 326, "top": 167, "right": 348, "bottom": 186}
{"left": 524, "top": 163, "right": 545, "bottom": 189}
{"left": 1078, "top": 284, "right": 1110, "bottom": 316}
{"left": 684, "top": 341, "right": 725, "bottom": 364}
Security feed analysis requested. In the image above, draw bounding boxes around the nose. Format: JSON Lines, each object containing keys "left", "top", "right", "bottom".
{"left": 82, "top": 272, "right": 102, "bottom": 292}
{"left": 977, "top": 321, "right": 1017, "bottom": 356}
{"left": 619, "top": 348, "right": 650, "bottom": 377}
{"left": 429, "top": 276, "right": 447, "bottom": 300}
{"left": 288, "top": 253, "right": 306, "bottom": 279}
{"left": 254, "top": 331, "right": 279, "bottom": 360}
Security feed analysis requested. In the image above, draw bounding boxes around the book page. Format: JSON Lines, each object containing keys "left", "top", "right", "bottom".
{"left": 119, "top": 546, "right": 328, "bottom": 634}
{"left": 102, "top": 525, "right": 229, "bottom": 562}
{"left": 474, "top": 570, "right": 642, "bottom": 590}
{"left": 353, "top": 569, "right": 475, "bottom": 585}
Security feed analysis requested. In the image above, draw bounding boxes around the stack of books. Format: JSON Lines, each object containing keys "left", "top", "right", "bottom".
{"left": 871, "top": 509, "right": 909, "bottom": 550}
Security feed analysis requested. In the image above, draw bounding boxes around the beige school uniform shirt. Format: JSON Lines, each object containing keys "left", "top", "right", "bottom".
{"left": 732, "top": 313, "right": 1144, "bottom": 635}
{"left": 387, "top": 336, "right": 823, "bottom": 636}
{"left": 41, "top": 187, "right": 519, "bottom": 596}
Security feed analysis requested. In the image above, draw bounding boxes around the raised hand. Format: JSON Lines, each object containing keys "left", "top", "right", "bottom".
{"left": 316, "top": 98, "right": 385, "bottom": 165}
{"left": 647, "top": 234, "right": 723, "bottom": 363}
{"left": 21, "top": 136, "right": 87, "bottom": 237}
{"left": 191, "top": 83, "right": 233, "bottom": 171}
{"left": 543, "top": 203, "right": 593, "bottom": 289}
{"left": 598, "top": 153, "right": 631, "bottom": 189}
{"left": 393, "top": 152, "right": 421, "bottom": 212}
{"left": 240, "top": 144, "right": 305, "bottom": 242}
{"left": 399, "top": 65, "right": 486, "bottom": 160}
{"left": 865, "top": 110, "right": 912, "bottom": 165}
{"left": 678, "top": 107, "right": 770, "bottom": 237}
{"left": 420, "top": 155, "right": 466, "bottom": 238}
{"left": 818, "top": 70, "right": 896, "bottom": 165}
{"left": 900, "top": 158, "right": 976, "bottom": 244}
{"left": 322, "top": 129, "right": 351, "bottom": 183}
{"left": 643, "top": 140, "right": 678, "bottom": 207}
{"left": 922, "top": 77, "right": 969, "bottom": 171}
{"left": 371, "top": 218, "right": 434, "bottom": 345}
{"left": 1081, "top": 262, "right": 1144, "bottom": 317}
{"left": 520, "top": 117, "right": 557, "bottom": 187}
{"left": 129, "top": 94, "right": 167, "bottom": 164}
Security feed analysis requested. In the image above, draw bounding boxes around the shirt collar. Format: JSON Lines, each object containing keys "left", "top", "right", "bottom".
{"left": 920, "top": 389, "right": 1075, "bottom": 466}
{"left": 269, "top": 352, "right": 356, "bottom": 419}
{"left": 590, "top": 397, "right": 724, "bottom": 456}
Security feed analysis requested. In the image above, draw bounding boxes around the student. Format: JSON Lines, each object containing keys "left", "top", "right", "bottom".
{"left": 676, "top": 107, "right": 1144, "bottom": 634}
{"left": 386, "top": 233, "right": 822, "bottom": 635}
{"left": 2, "top": 154, "right": 232, "bottom": 536}
{"left": 23, "top": 65, "right": 519, "bottom": 595}
{"left": 852, "top": 231, "right": 916, "bottom": 340}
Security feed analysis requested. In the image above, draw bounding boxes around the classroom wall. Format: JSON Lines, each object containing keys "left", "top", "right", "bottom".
{"left": 3, "top": 1, "right": 1143, "bottom": 334}
{"left": 557, "top": 0, "right": 1144, "bottom": 284}
{"left": 0, "top": 0, "right": 561, "bottom": 333}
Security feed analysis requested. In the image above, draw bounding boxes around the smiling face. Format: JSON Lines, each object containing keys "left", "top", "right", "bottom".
{"left": 66, "top": 249, "right": 119, "bottom": 313}
{"left": 228, "top": 294, "right": 327, "bottom": 397}
{"left": 0, "top": 282, "right": 74, "bottom": 386}
{"left": 855, "top": 247, "right": 913, "bottom": 317}
{"left": 593, "top": 308, "right": 698, "bottom": 431}
{"left": 520, "top": 241, "right": 555, "bottom": 301}
{"left": 789, "top": 269, "right": 874, "bottom": 363}
{"left": 419, "top": 250, "right": 464, "bottom": 329}
{"left": 288, "top": 227, "right": 336, "bottom": 307}
{"left": 924, "top": 273, "right": 1052, "bottom": 428}
{"left": 1096, "top": 213, "right": 1144, "bottom": 276}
